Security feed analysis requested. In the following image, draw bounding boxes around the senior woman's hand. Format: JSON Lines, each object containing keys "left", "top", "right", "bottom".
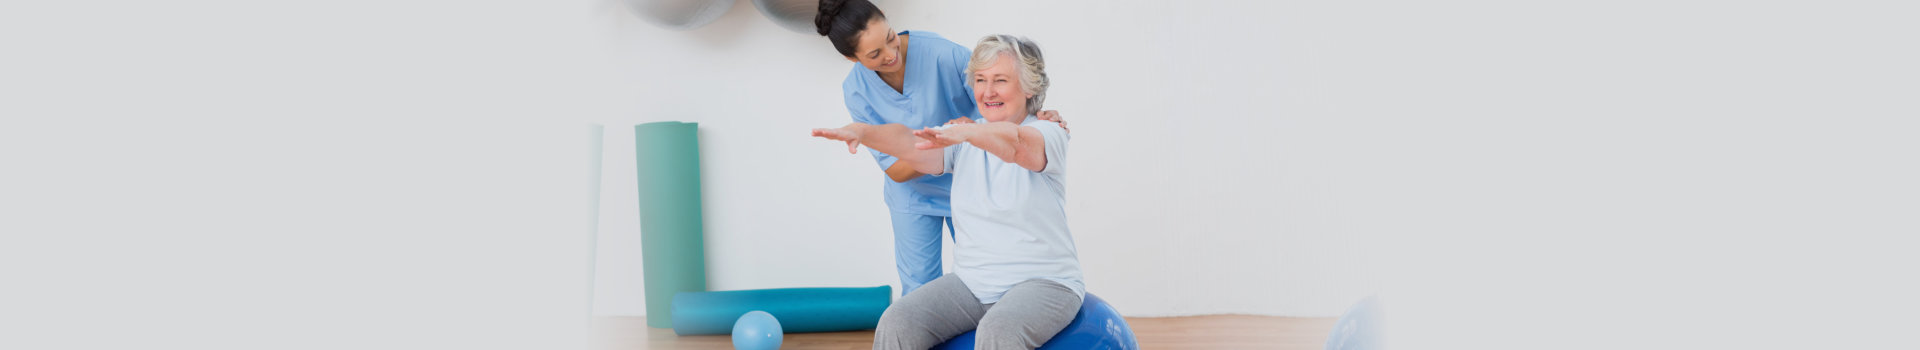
{"left": 912, "top": 126, "right": 968, "bottom": 150}
{"left": 947, "top": 116, "right": 975, "bottom": 125}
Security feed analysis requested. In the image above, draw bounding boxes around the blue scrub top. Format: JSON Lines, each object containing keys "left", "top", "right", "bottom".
{"left": 841, "top": 30, "right": 980, "bottom": 217}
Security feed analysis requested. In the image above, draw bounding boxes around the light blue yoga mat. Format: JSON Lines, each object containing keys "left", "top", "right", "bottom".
{"left": 671, "top": 286, "right": 892, "bottom": 335}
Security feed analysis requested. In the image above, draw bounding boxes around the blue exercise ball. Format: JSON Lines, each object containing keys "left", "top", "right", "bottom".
{"left": 1325, "top": 295, "right": 1384, "bottom": 350}
{"left": 732, "top": 310, "right": 783, "bottom": 350}
{"left": 932, "top": 293, "right": 1138, "bottom": 350}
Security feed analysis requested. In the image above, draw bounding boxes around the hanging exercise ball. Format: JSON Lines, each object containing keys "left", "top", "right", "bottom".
{"left": 626, "top": 0, "right": 733, "bottom": 31}
{"left": 750, "top": 0, "right": 814, "bottom": 33}
{"left": 732, "top": 310, "right": 783, "bottom": 350}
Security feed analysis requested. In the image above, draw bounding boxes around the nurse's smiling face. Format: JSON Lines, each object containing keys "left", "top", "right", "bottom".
{"left": 845, "top": 18, "right": 903, "bottom": 75}
{"left": 972, "top": 53, "right": 1029, "bottom": 123}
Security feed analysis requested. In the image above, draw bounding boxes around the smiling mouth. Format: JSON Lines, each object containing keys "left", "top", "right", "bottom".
{"left": 983, "top": 102, "right": 1004, "bottom": 108}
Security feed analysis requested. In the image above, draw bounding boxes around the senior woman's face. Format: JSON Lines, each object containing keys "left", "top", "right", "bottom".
{"left": 971, "top": 53, "right": 1028, "bottom": 123}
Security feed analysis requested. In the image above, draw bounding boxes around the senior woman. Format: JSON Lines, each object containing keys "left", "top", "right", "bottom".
{"left": 811, "top": 34, "right": 1080, "bottom": 350}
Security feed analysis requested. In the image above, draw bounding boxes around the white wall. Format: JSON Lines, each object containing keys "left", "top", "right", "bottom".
{"left": 7, "top": 0, "right": 1915, "bottom": 349}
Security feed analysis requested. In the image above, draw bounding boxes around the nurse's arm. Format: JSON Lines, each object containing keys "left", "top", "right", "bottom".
{"left": 913, "top": 122, "right": 1047, "bottom": 172}
{"left": 811, "top": 123, "right": 947, "bottom": 176}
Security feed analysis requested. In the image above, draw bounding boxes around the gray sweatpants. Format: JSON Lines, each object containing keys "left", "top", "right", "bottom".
{"left": 872, "top": 274, "right": 1083, "bottom": 350}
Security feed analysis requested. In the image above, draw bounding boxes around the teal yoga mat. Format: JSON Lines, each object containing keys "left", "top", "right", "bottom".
{"left": 636, "top": 122, "right": 707, "bottom": 328}
{"left": 671, "top": 286, "right": 893, "bottom": 335}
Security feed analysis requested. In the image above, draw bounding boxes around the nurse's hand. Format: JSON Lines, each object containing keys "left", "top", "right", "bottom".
{"left": 946, "top": 116, "right": 975, "bottom": 125}
{"left": 912, "top": 126, "right": 966, "bottom": 150}
{"left": 810, "top": 125, "right": 864, "bottom": 154}
{"left": 1037, "top": 110, "right": 1068, "bottom": 133}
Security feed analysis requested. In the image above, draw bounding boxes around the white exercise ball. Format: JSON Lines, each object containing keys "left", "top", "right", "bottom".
{"left": 627, "top": 0, "right": 734, "bottom": 31}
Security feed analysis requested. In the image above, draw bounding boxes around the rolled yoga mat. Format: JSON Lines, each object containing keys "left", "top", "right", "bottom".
{"left": 671, "top": 286, "right": 893, "bottom": 335}
{"left": 636, "top": 121, "right": 707, "bottom": 328}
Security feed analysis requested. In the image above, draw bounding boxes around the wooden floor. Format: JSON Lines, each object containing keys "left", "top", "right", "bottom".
{"left": 593, "top": 315, "right": 1335, "bottom": 349}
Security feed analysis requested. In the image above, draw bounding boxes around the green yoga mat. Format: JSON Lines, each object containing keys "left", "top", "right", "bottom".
{"left": 671, "top": 286, "right": 893, "bottom": 335}
{"left": 636, "top": 122, "right": 706, "bottom": 328}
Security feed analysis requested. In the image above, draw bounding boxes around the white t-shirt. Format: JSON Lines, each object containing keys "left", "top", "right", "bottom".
{"left": 939, "top": 116, "right": 1084, "bottom": 304}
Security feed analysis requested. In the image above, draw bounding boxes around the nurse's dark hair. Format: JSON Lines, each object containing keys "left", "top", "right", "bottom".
{"left": 815, "top": 0, "right": 885, "bottom": 58}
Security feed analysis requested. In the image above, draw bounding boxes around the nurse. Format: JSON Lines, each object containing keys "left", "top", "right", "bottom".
{"left": 814, "top": 0, "right": 1064, "bottom": 296}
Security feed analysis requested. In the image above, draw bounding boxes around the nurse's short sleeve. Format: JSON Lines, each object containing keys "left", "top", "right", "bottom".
{"left": 948, "top": 45, "right": 983, "bottom": 120}
{"left": 843, "top": 84, "right": 899, "bottom": 169}
{"left": 1031, "top": 121, "right": 1069, "bottom": 176}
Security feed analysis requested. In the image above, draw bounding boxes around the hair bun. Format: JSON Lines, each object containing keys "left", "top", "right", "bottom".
{"left": 815, "top": 0, "right": 847, "bottom": 36}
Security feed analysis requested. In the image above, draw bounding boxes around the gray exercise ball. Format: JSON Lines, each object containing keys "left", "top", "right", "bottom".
{"left": 628, "top": 0, "right": 734, "bottom": 31}
{"left": 753, "top": 0, "right": 882, "bottom": 34}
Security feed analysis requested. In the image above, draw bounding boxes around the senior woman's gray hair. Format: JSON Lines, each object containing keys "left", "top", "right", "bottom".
{"left": 966, "top": 34, "right": 1048, "bottom": 117}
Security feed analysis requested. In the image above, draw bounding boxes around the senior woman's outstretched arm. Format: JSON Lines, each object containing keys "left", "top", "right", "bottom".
{"left": 912, "top": 121, "right": 1049, "bottom": 172}
{"left": 811, "top": 123, "right": 947, "bottom": 176}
